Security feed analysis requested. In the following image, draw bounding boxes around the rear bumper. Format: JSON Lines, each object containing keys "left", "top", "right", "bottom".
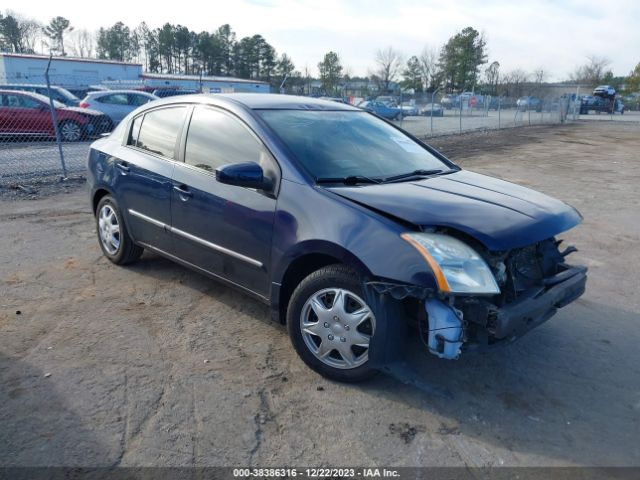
{"left": 491, "top": 265, "right": 587, "bottom": 340}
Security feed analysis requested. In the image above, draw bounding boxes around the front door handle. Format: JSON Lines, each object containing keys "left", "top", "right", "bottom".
{"left": 173, "top": 184, "right": 193, "bottom": 200}
{"left": 116, "top": 161, "right": 130, "bottom": 173}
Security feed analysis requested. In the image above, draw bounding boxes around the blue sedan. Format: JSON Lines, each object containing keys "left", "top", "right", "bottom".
{"left": 87, "top": 94, "right": 586, "bottom": 382}
{"left": 358, "top": 100, "right": 404, "bottom": 120}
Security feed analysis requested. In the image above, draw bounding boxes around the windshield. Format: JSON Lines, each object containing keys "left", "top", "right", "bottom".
{"left": 258, "top": 110, "right": 451, "bottom": 181}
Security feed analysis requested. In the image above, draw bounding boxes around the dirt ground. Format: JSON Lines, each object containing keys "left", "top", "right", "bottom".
{"left": 1, "top": 121, "right": 639, "bottom": 468}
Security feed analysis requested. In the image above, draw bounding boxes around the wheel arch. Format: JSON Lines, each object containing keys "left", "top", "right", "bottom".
{"left": 275, "top": 242, "right": 372, "bottom": 324}
{"left": 92, "top": 187, "right": 112, "bottom": 214}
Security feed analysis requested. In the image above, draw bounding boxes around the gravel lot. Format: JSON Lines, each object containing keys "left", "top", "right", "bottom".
{"left": 1, "top": 121, "right": 639, "bottom": 469}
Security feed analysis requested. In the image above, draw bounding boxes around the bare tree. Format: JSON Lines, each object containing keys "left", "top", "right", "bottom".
{"left": 68, "top": 29, "right": 95, "bottom": 57}
{"left": 500, "top": 68, "right": 529, "bottom": 98}
{"left": 533, "top": 68, "right": 547, "bottom": 83}
{"left": 484, "top": 61, "right": 500, "bottom": 94}
{"left": 570, "top": 55, "right": 611, "bottom": 85}
{"left": 419, "top": 45, "right": 438, "bottom": 91}
{"left": 373, "top": 46, "right": 403, "bottom": 93}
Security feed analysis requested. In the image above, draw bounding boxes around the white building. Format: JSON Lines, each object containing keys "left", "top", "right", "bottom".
{"left": 139, "top": 73, "right": 270, "bottom": 94}
{"left": 0, "top": 53, "right": 142, "bottom": 88}
{"left": 0, "top": 53, "right": 271, "bottom": 93}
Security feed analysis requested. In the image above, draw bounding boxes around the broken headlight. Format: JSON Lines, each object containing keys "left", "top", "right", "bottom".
{"left": 401, "top": 232, "right": 500, "bottom": 295}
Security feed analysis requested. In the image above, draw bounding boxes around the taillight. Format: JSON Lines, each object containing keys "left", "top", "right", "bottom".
{"left": 80, "top": 102, "right": 90, "bottom": 108}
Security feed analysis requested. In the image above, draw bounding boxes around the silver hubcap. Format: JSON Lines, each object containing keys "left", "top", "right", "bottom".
{"left": 61, "top": 122, "right": 81, "bottom": 141}
{"left": 300, "top": 288, "right": 375, "bottom": 369}
{"left": 98, "top": 205, "right": 120, "bottom": 255}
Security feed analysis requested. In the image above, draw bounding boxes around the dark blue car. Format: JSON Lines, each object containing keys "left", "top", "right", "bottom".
{"left": 87, "top": 94, "right": 587, "bottom": 382}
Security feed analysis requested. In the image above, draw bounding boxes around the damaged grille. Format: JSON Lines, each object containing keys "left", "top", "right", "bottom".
{"left": 493, "top": 238, "right": 569, "bottom": 304}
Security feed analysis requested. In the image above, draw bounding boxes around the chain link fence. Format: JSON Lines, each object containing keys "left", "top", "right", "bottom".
{"left": 389, "top": 91, "right": 581, "bottom": 138}
{"left": 0, "top": 72, "right": 113, "bottom": 187}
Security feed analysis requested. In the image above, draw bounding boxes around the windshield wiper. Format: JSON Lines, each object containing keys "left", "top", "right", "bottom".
{"left": 382, "top": 169, "right": 445, "bottom": 183}
{"left": 316, "top": 175, "right": 382, "bottom": 185}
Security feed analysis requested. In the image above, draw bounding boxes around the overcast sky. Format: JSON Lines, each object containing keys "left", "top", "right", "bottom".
{"left": 9, "top": 0, "right": 640, "bottom": 80}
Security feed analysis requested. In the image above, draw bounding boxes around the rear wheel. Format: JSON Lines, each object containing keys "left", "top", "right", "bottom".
{"left": 96, "top": 195, "right": 143, "bottom": 265}
{"left": 59, "top": 120, "right": 82, "bottom": 142}
{"left": 287, "top": 265, "right": 377, "bottom": 382}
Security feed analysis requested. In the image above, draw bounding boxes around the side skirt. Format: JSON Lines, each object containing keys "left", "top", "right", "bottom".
{"left": 137, "top": 242, "right": 270, "bottom": 306}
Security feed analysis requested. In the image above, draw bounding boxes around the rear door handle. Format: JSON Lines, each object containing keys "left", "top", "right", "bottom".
{"left": 116, "top": 162, "right": 130, "bottom": 173}
{"left": 173, "top": 184, "right": 193, "bottom": 199}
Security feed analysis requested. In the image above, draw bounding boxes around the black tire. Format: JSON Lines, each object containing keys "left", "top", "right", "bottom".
{"left": 287, "top": 264, "right": 377, "bottom": 382}
{"left": 95, "top": 195, "right": 143, "bottom": 265}
{"left": 395, "top": 113, "right": 403, "bottom": 121}
{"left": 59, "top": 120, "right": 82, "bottom": 142}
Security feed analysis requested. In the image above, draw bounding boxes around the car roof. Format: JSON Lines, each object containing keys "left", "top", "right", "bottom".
{"left": 86, "top": 90, "right": 157, "bottom": 96}
{"left": 212, "top": 93, "right": 358, "bottom": 111}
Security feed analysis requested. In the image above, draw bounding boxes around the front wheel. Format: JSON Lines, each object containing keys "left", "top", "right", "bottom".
{"left": 287, "top": 265, "right": 377, "bottom": 382}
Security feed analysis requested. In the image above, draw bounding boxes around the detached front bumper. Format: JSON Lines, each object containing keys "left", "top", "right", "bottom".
{"left": 491, "top": 265, "right": 587, "bottom": 340}
{"left": 424, "top": 264, "right": 587, "bottom": 358}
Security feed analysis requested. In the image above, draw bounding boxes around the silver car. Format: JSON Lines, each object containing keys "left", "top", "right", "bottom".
{"left": 80, "top": 90, "right": 159, "bottom": 125}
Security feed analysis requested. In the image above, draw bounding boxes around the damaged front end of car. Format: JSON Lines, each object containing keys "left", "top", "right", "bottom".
{"left": 365, "top": 233, "right": 587, "bottom": 364}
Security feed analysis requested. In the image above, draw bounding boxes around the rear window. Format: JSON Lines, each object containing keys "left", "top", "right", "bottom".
{"left": 134, "top": 107, "right": 186, "bottom": 159}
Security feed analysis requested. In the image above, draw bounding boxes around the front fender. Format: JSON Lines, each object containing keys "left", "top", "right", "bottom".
{"left": 271, "top": 179, "right": 440, "bottom": 291}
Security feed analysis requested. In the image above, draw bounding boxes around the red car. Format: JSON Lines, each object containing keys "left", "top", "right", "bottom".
{"left": 0, "top": 89, "right": 113, "bottom": 142}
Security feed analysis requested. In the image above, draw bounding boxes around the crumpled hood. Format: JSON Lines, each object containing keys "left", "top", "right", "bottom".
{"left": 326, "top": 170, "right": 582, "bottom": 251}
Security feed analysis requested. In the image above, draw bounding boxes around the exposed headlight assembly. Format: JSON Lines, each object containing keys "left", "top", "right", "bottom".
{"left": 401, "top": 232, "right": 500, "bottom": 295}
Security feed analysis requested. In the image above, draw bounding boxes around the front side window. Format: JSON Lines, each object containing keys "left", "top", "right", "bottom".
{"left": 135, "top": 107, "right": 186, "bottom": 159}
{"left": 184, "top": 106, "right": 267, "bottom": 174}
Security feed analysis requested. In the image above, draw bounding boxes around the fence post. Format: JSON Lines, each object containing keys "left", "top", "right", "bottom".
{"left": 430, "top": 88, "right": 439, "bottom": 136}
{"left": 459, "top": 98, "right": 462, "bottom": 134}
{"left": 573, "top": 86, "right": 580, "bottom": 120}
{"left": 45, "top": 54, "right": 67, "bottom": 179}
{"left": 498, "top": 96, "right": 501, "bottom": 129}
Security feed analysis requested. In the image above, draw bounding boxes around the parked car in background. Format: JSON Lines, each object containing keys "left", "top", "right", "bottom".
{"left": 67, "top": 86, "right": 108, "bottom": 99}
{"left": 580, "top": 96, "right": 624, "bottom": 115}
{"left": 375, "top": 95, "right": 397, "bottom": 106}
{"left": 420, "top": 103, "right": 444, "bottom": 117}
{"left": 0, "top": 84, "right": 81, "bottom": 107}
{"left": 440, "top": 94, "right": 460, "bottom": 109}
{"left": 152, "top": 89, "right": 200, "bottom": 98}
{"left": 0, "top": 89, "right": 112, "bottom": 142}
{"left": 400, "top": 101, "right": 419, "bottom": 116}
{"left": 318, "top": 96, "right": 349, "bottom": 104}
{"left": 516, "top": 96, "right": 542, "bottom": 112}
{"left": 87, "top": 94, "right": 586, "bottom": 382}
{"left": 80, "top": 90, "right": 159, "bottom": 124}
{"left": 358, "top": 100, "right": 404, "bottom": 120}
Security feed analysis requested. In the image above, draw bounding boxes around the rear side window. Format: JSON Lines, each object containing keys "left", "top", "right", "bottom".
{"left": 98, "top": 94, "right": 129, "bottom": 105}
{"left": 1, "top": 94, "right": 41, "bottom": 109}
{"left": 184, "top": 106, "right": 264, "bottom": 173}
{"left": 135, "top": 107, "right": 186, "bottom": 159}
{"left": 129, "top": 94, "right": 153, "bottom": 106}
{"left": 128, "top": 115, "right": 143, "bottom": 146}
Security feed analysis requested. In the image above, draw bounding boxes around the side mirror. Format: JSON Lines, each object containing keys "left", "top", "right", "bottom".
{"left": 216, "top": 162, "right": 272, "bottom": 190}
